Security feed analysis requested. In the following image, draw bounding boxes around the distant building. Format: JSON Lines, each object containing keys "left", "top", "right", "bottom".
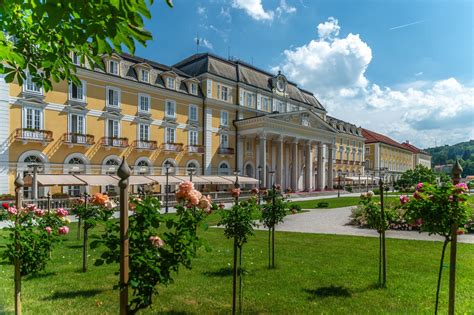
{"left": 362, "top": 128, "right": 413, "bottom": 181}
{"left": 400, "top": 141, "right": 432, "bottom": 169}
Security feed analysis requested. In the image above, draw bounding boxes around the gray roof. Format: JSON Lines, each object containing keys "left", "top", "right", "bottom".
{"left": 174, "top": 53, "right": 325, "bottom": 111}
{"left": 326, "top": 115, "right": 363, "bottom": 137}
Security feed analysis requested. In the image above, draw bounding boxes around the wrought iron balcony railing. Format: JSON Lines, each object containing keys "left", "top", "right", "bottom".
{"left": 161, "top": 142, "right": 183, "bottom": 152}
{"left": 15, "top": 128, "right": 53, "bottom": 142}
{"left": 133, "top": 140, "right": 157, "bottom": 150}
{"left": 100, "top": 137, "right": 129, "bottom": 148}
{"left": 218, "top": 147, "right": 234, "bottom": 155}
{"left": 63, "top": 133, "right": 95, "bottom": 145}
{"left": 186, "top": 145, "right": 205, "bottom": 154}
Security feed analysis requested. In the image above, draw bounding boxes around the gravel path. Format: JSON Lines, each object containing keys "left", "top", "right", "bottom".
{"left": 255, "top": 206, "right": 474, "bottom": 244}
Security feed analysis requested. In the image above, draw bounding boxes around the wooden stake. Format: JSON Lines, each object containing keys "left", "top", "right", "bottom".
{"left": 14, "top": 174, "right": 24, "bottom": 315}
{"left": 449, "top": 160, "right": 462, "bottom": 315}
{"left": 118, "top": 158, "right": 131, "bottom": 315}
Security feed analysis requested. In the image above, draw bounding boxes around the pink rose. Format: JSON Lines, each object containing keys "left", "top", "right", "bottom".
{"left": 448, "top": 195, "right": 454, "bottom": 202}
{"left": 231, "top": 188, "right": 241, "bottom": 198}
{"left": 187, "top": 189, "right": 202, "bottom": 206}
{"left": 251, "top": 188, "right": 259, "bottom": 195}
{"left": 218, "top": 203, "right": 225, "bottom": 209}
{"left": 149, "top": 236, "right": 165, "bottom": 248}
{"left": 198, "top": 195, "right": 212, "bottom": 213}
{"left": 178, "top": 180, "right": 194, "bottom": 193}
{"left": 56, "top": 208, "right": 69, "bottom": 217}
{"left": 7, "top": 206, "right": 17, "bottom": 215}
{"left": 45, "top": 226, "right": 52, "bottom": 235}
{"left": 26, "top": 204, "right": 37, "bottom": 212}
{"left": 454, "top": 183, "right": 468, "bottom": 194}
{"left": 413, "top": 191, "right": 422, "bottom": 200}
{"left": 34, "top": 209, "right": 45, "bottom": 217}
{"left": 58, "top": 226, "right": 69, "bottom": 235}
{"left": 416, "top": 182, "right": 424, "bottom": 191}
{"left": 399, "top": 195, "right": 409, "bottom": 205}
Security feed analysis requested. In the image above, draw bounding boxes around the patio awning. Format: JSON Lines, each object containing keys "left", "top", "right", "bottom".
{"left": 128, "top": 175, "right": 156, "bottom": 185}
{"left": 203, "top": 176, "right": 235, "bottom": 184}
{"left": 24, "top": 174, "right": 87, "bottom": 187}
{"left": 172, "top": 175, "right": 210, "bottom": 184}
{"left": 74, "top": 175, "right": 119, "bottom": 186}
{"left": 218, "top": 176, "right": 259, "bottom": 184}
{"left": 145, "top": 175, "right": 182, "bottom": 184}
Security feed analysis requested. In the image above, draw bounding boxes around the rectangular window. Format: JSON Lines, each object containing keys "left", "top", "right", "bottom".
{"left": 140, "top": 69, "right": 149, "bottom": 83}
{"left": 220, "top": 134, "right": 229, "bottom": 147}
{"left": 221, "top": 86, "right": 229, "bottom": 101}
{"left": 70, "top": 114, "right": 85, "bottom": 134}
{"left": 166, "top": 127, "right": 176, "bottom": 143}
{"left": 220, "top": 110, "right": 228, "bottom": 126}
{"left": 107, "top": 119, "right": 120, "bottom": 138}
{"left": 25, "top": 108, "right": 42, "bottom": 130}
{"left": 107, "top": 87, "right": 120, "bottom": 107}
{"left": 262, "top": 97, "right": 269, "bottom": 112}
{"left": 72, "top": 52, "right": 80, "bottom": 65}
{"left": 166, "top": 77, "right": 175, "bottom": 89}
{"left": 138, "top": 94, "right": 150, "bottom": 112}
{"left": 191, "top": 83, "right": 198, "bottom": 95}
{"left": 189, "top": 105, "right": 198, "bottom": 122}
{"left": 165, "top": 100, "right": 176, "bottom": 118}
{"left": 25, "top": 75, "right": 41, "bottom": 93}
{"left": 109, "top": 60, "right": 119, "bottom": 75}
{"left": 245, "top": 92, "right": 253, "bottom": 107}
{"left": 139, "top": 124, "right": 149, "bottom": 141}
{"left": 189, "top": 130, "right": 198, "bottom": 146}
{"left": 70, "top": 81, "right": 85, "bottom": 101}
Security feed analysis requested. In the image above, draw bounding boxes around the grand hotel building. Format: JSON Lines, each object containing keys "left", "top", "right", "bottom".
{"left": 0, "top": 52, "right": 366, "bottom": 196}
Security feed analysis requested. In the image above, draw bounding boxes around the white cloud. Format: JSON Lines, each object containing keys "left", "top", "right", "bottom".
{"left": 197, "top": 6, "right": 206, "bottom": 16}
{"left": 317, "top": 17, "right": 340, "bottom": 40}
{"left": 231, "top": 0, "right": 274, "bottom": 21}
{"left": 220, "top": 6, "right": 232, "bottom": 22}
{"left": 276, "top": 0, "right": 297, "bottom": 17}
{"left": 195, "top": 37, "right": 214, "bottom": 50}
{"left": 274, "top": 17, "right": 474, "bottom": 148}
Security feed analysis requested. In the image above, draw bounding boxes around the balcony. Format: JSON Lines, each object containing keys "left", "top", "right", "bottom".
{"left": 133, "top": 140, "right": 157, "bottom": 151}
{"left": 100, "top": 137, "right": 129, "bottom": 148}
{"left": 161, "top": 142, "right": 183, "bottom": 152}
{"left": 63, "top": 133, "right": 95, "bottom": 146}
{"left": 15, "top": 128, "right": 53, "bottom": 144}
{"left": 335, "top": 159, "right": 342, "bottom": 164}
{"left": 218, "top": 147, "right": 234, "bottom": 155}
{"left": 186, "top": 145, "right": 205, "bottom": 154}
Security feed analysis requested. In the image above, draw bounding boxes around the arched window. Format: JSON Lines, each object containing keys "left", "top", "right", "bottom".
{"left": 186, "top": 160, "right": 200, "bottom": 175}
{"left": 245, "top": 163, "right": 254, "bottom": 178}
{"left": 67, "top": 157, "right": 85, "bottom": 196}
{"left": 23, "top": 155, "right": 44, "bottom": 199}
{"left": 218, "top": 162, "right": 230, "bottom": 175}
{"left": 162, "top": 159, "right": 176, "bottom": 175}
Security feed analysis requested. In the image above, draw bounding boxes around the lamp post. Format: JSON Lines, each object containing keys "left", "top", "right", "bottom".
{"left": 257, "top": 165, "right": 262, "bottom": 204}
{"left": 28, "top": 163, "right": 42, "bottom": 200}
{"left": 164, "top": 161, "right": 171, "bottom": 214}
{"left": 337, "top": 170, "right": 342, "bottom": 198}
{"left": 188, "top": 167, "right": 196, "bottom": 182}
{"left": 378, "top": 170, "right": 387, "bottom": 288}
{"left": 231, "top": 169, "right": 240, "bottom": 315}
{"left": 358, "top": 172, "right": 361, "bottom": 192}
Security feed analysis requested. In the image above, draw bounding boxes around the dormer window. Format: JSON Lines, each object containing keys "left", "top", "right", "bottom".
{"left": 140, "top": 69, "right": 149, "bottom": 83}
{"left": 25, "top": 74, "right": 42, "bottom": 94}
{"left": 72, "top": 52, "right": 80, "bottom": 65}
{"left": 166, "top": 77, "right": 175, "bottom": 89}
{"left": 109, "top": 60, "right": 119, "bottom": 75}
{"left": 191, "top": 83, "right": 198, "bottom": 95}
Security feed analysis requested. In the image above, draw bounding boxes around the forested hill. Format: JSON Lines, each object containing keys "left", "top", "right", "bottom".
{"left": 426, "top": 140, "right": 474, "bottom": 176}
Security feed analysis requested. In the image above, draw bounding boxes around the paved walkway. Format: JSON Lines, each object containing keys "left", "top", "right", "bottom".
{"left": 255, "top": 206, "right": 474, "bottom": 244}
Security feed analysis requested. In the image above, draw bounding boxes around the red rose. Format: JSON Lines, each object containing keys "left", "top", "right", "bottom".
{"left": 2, "top": 202, "right": 9, "bottom": 209}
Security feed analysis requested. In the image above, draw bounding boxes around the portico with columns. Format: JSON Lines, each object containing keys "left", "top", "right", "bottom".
{"left": 235, "top": 111, "right": 337, "bottom": 191}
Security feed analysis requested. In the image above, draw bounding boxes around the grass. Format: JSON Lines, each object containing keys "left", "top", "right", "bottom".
{"left": 291, "top": 196, "right": 401, "bottom": 209}
{"left": 1, "top": 213, "right": 474, "bottom": 314}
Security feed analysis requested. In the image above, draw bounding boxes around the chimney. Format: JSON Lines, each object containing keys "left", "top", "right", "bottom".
{"left": 405, "top": 140, "right": 409, "bottom": 144}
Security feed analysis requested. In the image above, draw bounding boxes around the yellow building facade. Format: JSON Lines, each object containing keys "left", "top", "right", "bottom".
{"left": 0, "top": 52, "right": 366, "bottom": 195}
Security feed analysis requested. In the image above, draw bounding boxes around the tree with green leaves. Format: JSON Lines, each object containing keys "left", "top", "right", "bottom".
{"left": 396, "top": 165, "right": 437, "bottom": 191}
{"left": 0, "top": 0, "right": 173, "bottom": 90}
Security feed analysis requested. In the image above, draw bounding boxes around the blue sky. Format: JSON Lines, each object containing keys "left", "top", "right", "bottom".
{"left": 134, "top": 0, "right": 473, "bottom": 148}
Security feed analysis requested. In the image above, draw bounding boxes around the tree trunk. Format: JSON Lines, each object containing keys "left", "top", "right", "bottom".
{"left": 232, "top": 238, "right": 237, "bottom": 315}
{"left": 82, "top": 226, "right": 88, "bottom": 272}
{"left": 239, "top": 246, "right": 243, "bottom": 315}
{"left": 271, "top": 226, "right": 275, "bottom": 268}
{"left": 435, "top": 238, "right": 449, "bottom": 315}
{"left": 268, "top": 227, "right": 271, "bottom": 269}
{"left": 77, "top": 217, "right": 81, "bottom": 240}
{"left": 378, "top": 232, "right": 382, "bottom": 287}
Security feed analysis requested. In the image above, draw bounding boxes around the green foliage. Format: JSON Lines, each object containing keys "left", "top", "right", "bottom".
{"left": 289, "top": 203, "right": 302, "bottom": 212}
{"left": 396, "top": 165, "right": 437, "bottom": 191}
{"left": 74, "top": 196, "right": 115, "bottom": 232}
{"left": 358, "top": 197, "right": 392, "bottom": 233}
{"left": 427, "top": 140, "right": 474, "bottom": 176}
{"left": 0, "top": 204, "right": 69, "bottom": 276}
{"left": 218, "top": 198, "right": 258, "bottom": 247}
{"left": 0, "top": 0, "right": 173, "bottom": 91}
{"left": 316, "top": 202, "right": 329, "bottom": 208}
{"left": 91, "top": 196, "right": 207, "bottom": 314}
{"left": 261, "top": 188, "right": 290, "bottom": 229}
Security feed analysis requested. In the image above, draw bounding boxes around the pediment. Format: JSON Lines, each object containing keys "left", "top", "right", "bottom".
{"left": 268, "top": 110, "right": 336, "bottom": 133}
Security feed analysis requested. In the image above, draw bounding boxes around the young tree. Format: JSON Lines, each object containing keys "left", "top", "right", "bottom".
{"left": 0, "top": 0, "right": 173, "bottom": 90}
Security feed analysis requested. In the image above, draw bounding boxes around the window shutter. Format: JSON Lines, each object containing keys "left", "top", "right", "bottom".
{"left": 239, "top": 89, "right": 243, "bottom": 106}
{"left": 256, "top": 94, "right": 261, "bottom": 110}
{"left": 207, "top": 79, "right": 212, "bottom": 97}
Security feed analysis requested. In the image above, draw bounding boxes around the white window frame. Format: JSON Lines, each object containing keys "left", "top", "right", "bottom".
{"left": 138, "top": 93, "right": 150, "bottom": 113}
{"left": 140, "top": 69, "right": 150, "bottom": 83}
{"left": 262, "top": 96, "right": 269, "bottom": 112}
{"left": 71, "top": 52, "right": 81, "bottom": 65}
{"left": 220, "top": 110, "right": 229, "bottom": 126}
{"left": 22, "top": 106, "right": 44, "bottom": 130}
{"left": 220, "top": 133, "right": 229, "bottom": 147}
{"left": 106, "top": 86, "right": 121, "bottom": 108}
{"left": 166, "top": 77, "right": 176, "bottom": 89}
{"left": 190, "top": 83, "right": 198, "bottom": 95}
{"left": 165, "top": 99, "right": 176, "bottom": 118}
{"left": 109, "top": 59, "right": 119, "bottom": 75}
{"left": 189, "top": 104, "right": 198, "bottom": 122}
{"left": 106, "top": 119, "right": 120, "bottom": 138}
{"left": 165, "top": 127, "right": 176, "bottom": 143}
{"left": 69, "top": 80, "right": 87, "bottom": 102}
{"left": 189, "top": 130, "right": 198, "bottom": 146}
{"left": 68, "top": 113, "right": 86, "bottom": 134}
{"left": 24, "top": 74, "right": 43, "bottom": 95}
{"left": 138, "top": 123, "right": 150, "bottom": 141}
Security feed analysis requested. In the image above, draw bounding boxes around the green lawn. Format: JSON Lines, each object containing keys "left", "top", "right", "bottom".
{"left": 291, "top": 196, "right": 400, "bottom": 209}
{"left": 1, "top": 213, "right": 474, "bottom": 314}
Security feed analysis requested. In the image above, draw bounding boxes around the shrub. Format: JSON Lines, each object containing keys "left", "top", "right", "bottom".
{"left": 346, "top": 185, "right": 353, "bottom": 192}
{"left": 316, "top": 202, "right": 329, "bottom": 208}
{"left": 372, "top": 188, "right": 380, "bottom": 195}
{"left": 289, "top": 203, "right": 302, "bottom": 213}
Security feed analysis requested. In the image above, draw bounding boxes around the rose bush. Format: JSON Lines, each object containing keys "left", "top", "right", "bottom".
{"left": 92, "top": 181, "right": 210, "bottom": 313}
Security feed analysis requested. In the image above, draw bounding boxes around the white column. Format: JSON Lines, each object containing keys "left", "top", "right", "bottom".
{"left": 327, "top": 144, "right": 334, "bottom": 190}
{"left": 0, "top": 75, "right": 9, "bottom": 194}
{"left": 237, "top": 135, "right": 244, "bottom": 173}
{"left": 259, "top": 134, "right": 267, "bottom": 188}
{"left": 317, "top": 143, "right": 324, "bottom": 190}
{"left": 204, "top": 108, "right": 213, "bottom": 175}
{"left": 305, "top": 141, "right": 313, "bottom": 191}
{"left": 275, "top": 137, "right": 284, "bottom": 186}
{"left": 291, "top": 139, "right": 298, "bottom": 190}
